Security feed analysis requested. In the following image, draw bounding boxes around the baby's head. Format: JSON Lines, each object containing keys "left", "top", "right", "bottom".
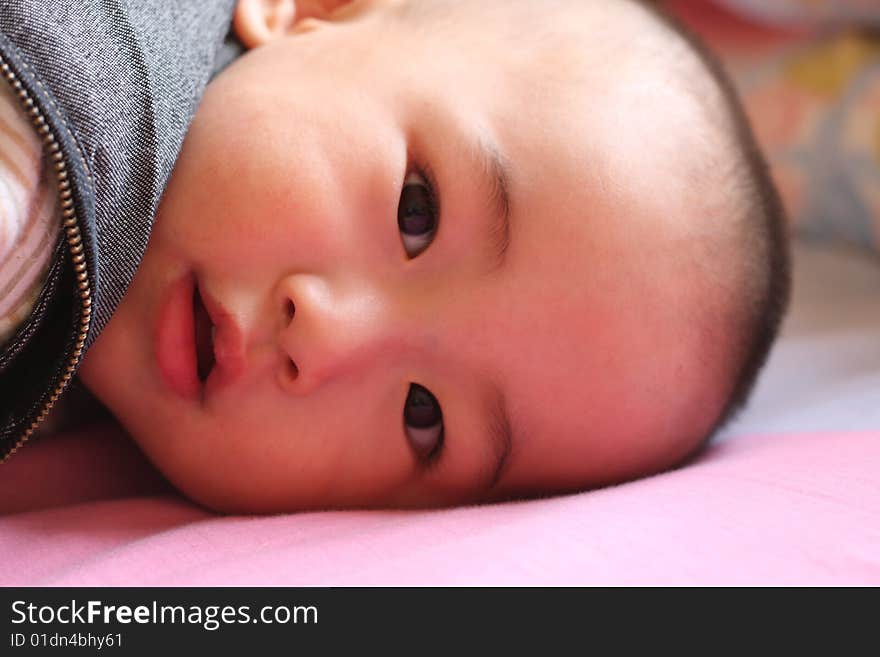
{"left": 78, "top": 0, "right": 790, "bottom": 513}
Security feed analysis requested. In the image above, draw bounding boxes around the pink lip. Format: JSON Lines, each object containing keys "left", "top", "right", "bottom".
{"left": 154, "top": 274, "right": 246, "bottom": 403}
{"left": 197, "top": 280, "right": 246, "bottom": 399}
{"left": 154, "top": 273, "right": 201, "bottom": 401}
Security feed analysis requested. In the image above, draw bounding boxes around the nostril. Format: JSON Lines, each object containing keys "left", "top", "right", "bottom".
{"left": 285, "top": 299, "right": 296, "bottom": 323}
{"left": 287, "top": 358, "right": 299, "bottom": 381}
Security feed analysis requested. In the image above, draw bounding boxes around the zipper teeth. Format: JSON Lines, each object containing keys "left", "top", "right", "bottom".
{"left": 0, "top": 57, "right": 92, "bottom": 463}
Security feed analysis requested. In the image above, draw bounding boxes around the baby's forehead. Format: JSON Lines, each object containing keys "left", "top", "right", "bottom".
{"left": 476, "top": 230, "right": 727, "bottom": 500}
{"left": 403, "top": 0, "right": 683, "bottom": 62}
{"left": 423, "top": 0, "right": 719, "bottom": 141}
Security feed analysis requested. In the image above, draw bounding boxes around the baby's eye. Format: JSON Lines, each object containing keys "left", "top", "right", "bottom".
{"left": 397, "top": 171, "right": 438, "bottom": 258}
{"left": 403, "top": 383, "right": 444, "bottom": 461}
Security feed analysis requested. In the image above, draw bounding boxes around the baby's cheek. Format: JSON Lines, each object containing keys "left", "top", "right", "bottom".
{"left": 131, "top": 421, "right": 265, "bottom": 513}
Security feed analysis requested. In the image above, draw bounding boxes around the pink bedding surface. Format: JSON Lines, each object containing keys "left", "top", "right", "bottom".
{"left": 0, "top": 422, "right": 877, "bottom": 585}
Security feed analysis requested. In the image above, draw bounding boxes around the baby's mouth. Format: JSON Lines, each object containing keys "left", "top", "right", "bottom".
{"left": 193, "top": 286, "right": 215, "bottom": 383}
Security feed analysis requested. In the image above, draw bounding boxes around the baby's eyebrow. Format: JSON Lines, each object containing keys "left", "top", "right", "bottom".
{"left": 483, "top": 381, "right": 513, "bottom": 492}
{"left": 472, "top": 139, "right": 512, "bottom": 273}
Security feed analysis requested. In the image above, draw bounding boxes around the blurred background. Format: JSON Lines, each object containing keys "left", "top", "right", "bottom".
{"left": 666, "top": 0, "right": 879, "bottom": 251}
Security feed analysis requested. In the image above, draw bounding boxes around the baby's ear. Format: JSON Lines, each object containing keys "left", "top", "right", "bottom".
{"left": 233, "top": 0, "right": 369, "bottom": 49}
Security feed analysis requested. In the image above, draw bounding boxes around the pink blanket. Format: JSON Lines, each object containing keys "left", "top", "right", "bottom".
{"left": 1, "top": 423, "right": 877, "bottom": 585}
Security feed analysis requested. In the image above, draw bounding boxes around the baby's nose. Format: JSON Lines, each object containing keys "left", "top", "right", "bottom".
{"left": 274, "top": 272, "right": 403, "bottom": 395}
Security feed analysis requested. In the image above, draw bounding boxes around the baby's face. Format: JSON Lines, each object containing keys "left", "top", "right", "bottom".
{"left": 79, "top": 0, "right": 727, "bottom": 512}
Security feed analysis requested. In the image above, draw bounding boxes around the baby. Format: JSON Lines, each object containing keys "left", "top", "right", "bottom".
{"left": 39, "top": 0, "right": 792, "bottom": 512}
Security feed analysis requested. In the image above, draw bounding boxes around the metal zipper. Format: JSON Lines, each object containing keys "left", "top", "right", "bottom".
{"left": 0, "top": 56, "right": 92, "bottom": 462}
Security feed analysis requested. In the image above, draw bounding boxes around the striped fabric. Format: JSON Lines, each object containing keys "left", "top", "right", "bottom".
{"left": 0, "top": 74, "right": 58, "bottom": 347}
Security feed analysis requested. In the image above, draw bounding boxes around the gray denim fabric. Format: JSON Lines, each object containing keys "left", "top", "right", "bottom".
{"left": 0, "top": 0, "right": 239, "bottom": 451}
